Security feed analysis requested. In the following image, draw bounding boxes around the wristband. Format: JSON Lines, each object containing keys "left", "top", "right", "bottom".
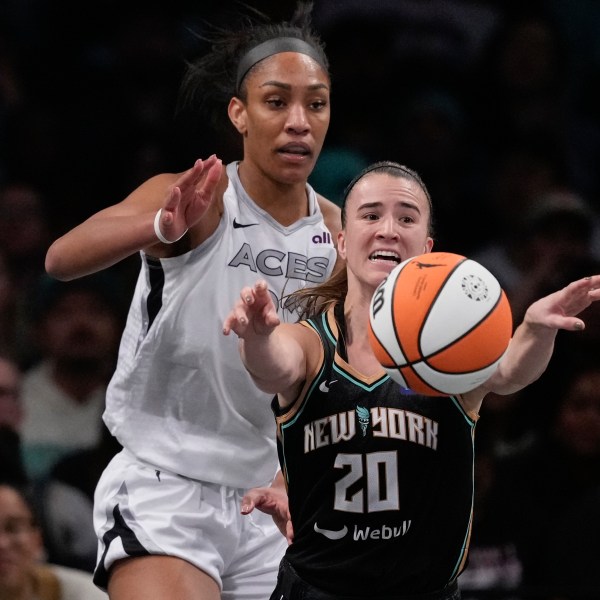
{"left": 154, "top": 209, "right": 188, "bottom": 244}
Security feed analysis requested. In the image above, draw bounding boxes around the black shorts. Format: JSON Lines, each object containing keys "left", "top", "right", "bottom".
{"left": 270, "top": 558, "right": 461, "bottom": 600}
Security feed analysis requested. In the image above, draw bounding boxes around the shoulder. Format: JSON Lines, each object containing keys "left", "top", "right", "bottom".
{"left": 315, "top": 194, "right": 343, "bottom": 271}
{"left": 316, "top": 194, "right": 342, "bottom": 237}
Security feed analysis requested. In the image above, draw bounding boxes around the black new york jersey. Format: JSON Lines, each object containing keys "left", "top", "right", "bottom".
{"left": 272, "top": 304, "right": 476, "bottom": 596}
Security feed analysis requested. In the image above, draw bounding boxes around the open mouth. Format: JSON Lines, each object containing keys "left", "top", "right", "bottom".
{"left": 369, "top": 250, "right": 401, "bottom": 264}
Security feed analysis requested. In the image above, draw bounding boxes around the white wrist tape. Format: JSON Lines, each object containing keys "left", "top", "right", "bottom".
{"left": 153, "top": 209, "right": 188, "bottom": 244}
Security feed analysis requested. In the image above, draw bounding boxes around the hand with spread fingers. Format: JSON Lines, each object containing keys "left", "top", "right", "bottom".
{"left": 155, "top": 155, "right": 223, "bottom": 243}
{"left": 223, "top": 280, "right": 280, "bottom": 339}
{"left": 523, "top": 275, "right": 600, "bottom": 332}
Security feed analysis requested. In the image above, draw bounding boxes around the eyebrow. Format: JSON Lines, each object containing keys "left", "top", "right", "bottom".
{"left": 259, "top": 81, "right": 330, "bottom": 92}
{"left": 357, "top": 201, "right": 421, "bottom": 213}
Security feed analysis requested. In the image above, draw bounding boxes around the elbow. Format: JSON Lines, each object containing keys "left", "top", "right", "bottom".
{"left": 45, "top": 241, "right": 75, "bottom": 281}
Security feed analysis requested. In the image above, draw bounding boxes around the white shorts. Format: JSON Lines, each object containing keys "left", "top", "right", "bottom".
{"left": 93, "top": 449, "right": 287, "bottom": 600}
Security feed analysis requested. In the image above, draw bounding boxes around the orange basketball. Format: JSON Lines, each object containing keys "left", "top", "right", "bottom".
{"left": 368, "top": 252, "right": 513, "bottom": 396}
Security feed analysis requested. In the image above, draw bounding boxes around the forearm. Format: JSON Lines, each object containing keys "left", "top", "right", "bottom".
{"left": 486, "top": 320, "right": 557, "bottom": 395}
{"left": 45, "top": 211, "right": 161, "bottom": 280}
{"left": 239, "top": 325, "right": 304, "bottom": 394}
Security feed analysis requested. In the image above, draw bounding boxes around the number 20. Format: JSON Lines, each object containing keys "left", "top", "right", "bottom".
{"left": 333, "top": 451, "right": 399, "bottom": 513}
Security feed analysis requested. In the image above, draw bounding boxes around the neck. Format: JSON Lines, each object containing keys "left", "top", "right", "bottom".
{"left": 237, "top": 161, "right": 309, "bottom": 225}
{"left": 342, "top": 297, "right": 384, "bottom": 377}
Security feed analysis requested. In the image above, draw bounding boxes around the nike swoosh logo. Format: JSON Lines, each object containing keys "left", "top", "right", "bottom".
{"left": 319, "top": 380, "right": 337, "bottom": 393}
{"left": 314, "top": 522, "right": 348, "bottom": 540}
{"left": 233, "top": 218, "right": 259, "bottom": 229}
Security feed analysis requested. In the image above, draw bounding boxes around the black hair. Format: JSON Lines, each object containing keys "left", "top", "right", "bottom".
{"left": 177, "top": 1, "right": 328, "bottom": 137}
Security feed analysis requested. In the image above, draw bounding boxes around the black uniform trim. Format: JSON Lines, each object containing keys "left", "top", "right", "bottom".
{"left": 93, "top": 503, "right": 150, "bottom": 589}
{"left": 145, "top": 255, "right": 165, "bottom": 330}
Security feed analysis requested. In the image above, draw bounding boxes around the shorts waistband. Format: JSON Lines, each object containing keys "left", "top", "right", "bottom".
{"left": 278, "top": 558, "right": 460, "bottom": 600}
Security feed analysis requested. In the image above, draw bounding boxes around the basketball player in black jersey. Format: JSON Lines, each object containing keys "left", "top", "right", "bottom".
{"left": 224, "top": 161, "right": 600, "bottom": 600}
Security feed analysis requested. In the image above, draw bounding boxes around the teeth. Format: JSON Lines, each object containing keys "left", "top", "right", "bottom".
{"left": 369, "top": 251, "right": 400, "bottom": 262}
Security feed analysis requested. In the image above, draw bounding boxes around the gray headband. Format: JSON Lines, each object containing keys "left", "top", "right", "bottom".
{"left": 235, "top": 37, "right": 325, "bottom": 92}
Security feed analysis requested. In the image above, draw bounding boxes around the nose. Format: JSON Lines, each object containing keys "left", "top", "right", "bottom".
{"left": 285, "top": 103, "right": 310, "bottom": 134}
{"left": 376, "top": 216, "right": 399, "bottom": 239}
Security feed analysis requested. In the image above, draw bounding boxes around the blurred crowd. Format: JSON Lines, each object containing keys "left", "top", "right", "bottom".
{"left": 0, "top": 1, "right": 599, "bottom": 599}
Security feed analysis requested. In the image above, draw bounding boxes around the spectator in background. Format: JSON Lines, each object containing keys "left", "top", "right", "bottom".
{"left": 20, "top": 273, "right": 124, "bottom": 483}
{"left": 0, "top": 181, "right": 50, "bottom": 295}
{"left": 536, "top": 360, "right": 600, "bottom": 600}
{"left": 0, "top": 340, "right": 121, "bottom": 574}
{"left": 0, "top": 353, "right": 27, "bottom": 487}
{"left": 0, "top": 182, "right": 53, "bottom": 366}
{"left": 474, "top": 188, "right": 600, "bottom": 322}
{"left": 37, "top": 424, "right": 122, "bottom": 573}
{"left": 495, "top": 354, "right": 600, "bottom": 600}
{"left": 0, "top": 481, "right": 107, "bottom": 599}
{"left": 0, "top": 251, "right": 20, "bottom": 360}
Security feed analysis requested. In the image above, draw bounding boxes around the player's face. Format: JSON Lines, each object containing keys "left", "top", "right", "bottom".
{"left": 228, "top": 52, "right": 330, "bottom": 186}
{"left": 338, "top": 173, "right": 433, "bottom": 291}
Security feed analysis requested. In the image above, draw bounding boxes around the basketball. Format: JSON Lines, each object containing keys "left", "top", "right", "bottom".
{"left": 368, "top": 252, "right": 513, "bottom": 396}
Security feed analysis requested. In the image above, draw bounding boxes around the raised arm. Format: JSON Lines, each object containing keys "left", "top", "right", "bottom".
{"left": 463, "top": 275, "right": 600, "bottom": 412}
{"left": 45, "top": 156, "right": 223, "bottom": 280}
{"left": 223, "top": 280, "right": 316, "bottom": 405}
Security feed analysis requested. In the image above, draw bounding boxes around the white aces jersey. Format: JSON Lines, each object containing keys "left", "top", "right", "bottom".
{"left": 103, "top": 162, "right": 337, "bottom": 488}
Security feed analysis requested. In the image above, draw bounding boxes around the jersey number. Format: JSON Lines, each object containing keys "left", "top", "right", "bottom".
{"left": 333, "top": 451, "right": 399, "bottom": 513}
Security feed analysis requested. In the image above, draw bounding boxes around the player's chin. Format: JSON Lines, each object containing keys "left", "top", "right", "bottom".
{"left": 370, "top": 259, "right": 400, "bottom": 275}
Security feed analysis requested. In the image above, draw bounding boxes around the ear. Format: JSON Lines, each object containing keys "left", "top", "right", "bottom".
{"left": 337, "top": 230, "right": 347, "bottom": 260}
{"left": 228, "top": 97, "right": 247, "bottom": 135}
{"left": 423, "top": 237, "right": 434, "bottom": 254}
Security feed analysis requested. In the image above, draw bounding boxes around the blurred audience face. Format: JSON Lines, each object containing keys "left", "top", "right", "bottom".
{"left": 37, "top": 290, "right": 121, "bottom": 365}
{"left": 0, "top": 484, "right": 43, "bottom": 595}
{"left": 0, "top": 253, "right": 13, "bottom": 316}
{"left": 0, "top": 357, "right": 22, "bottom": 432}
{"left": 0, "top": 183, "right": 48, "bottom": 265}
{"left": 554, "top": 369, "right": 600, "bottom": 456}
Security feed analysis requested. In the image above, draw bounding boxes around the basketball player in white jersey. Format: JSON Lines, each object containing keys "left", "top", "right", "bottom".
{"left": 44, "top": 3, "right": 341, "bottom": 599}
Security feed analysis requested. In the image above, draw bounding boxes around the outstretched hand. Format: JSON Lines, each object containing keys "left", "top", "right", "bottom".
{"left": 156, "top": 155, "right": 223, "bottom": 242}
{"left": 223, "top": 280, "right": 280, "bottom": 338}
{"left": 524, "top": 275, "right": 600, "bottom": 331}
